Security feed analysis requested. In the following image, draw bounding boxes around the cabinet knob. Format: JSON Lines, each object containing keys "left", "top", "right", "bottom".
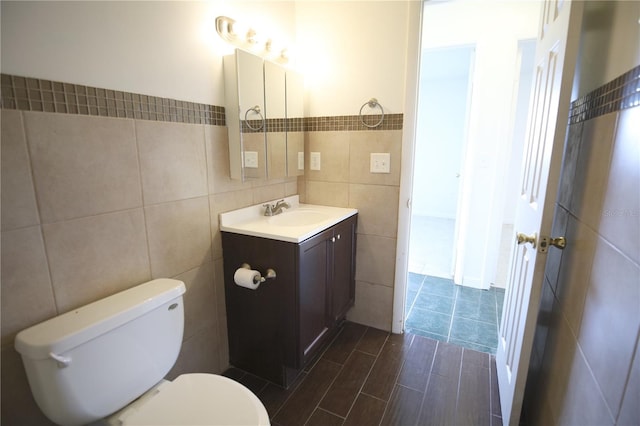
{"left": 331, "top": 237, "right": 336, "bottom": 242}
{"left": 336, "top": 234, "right": 341, "bottom": 240}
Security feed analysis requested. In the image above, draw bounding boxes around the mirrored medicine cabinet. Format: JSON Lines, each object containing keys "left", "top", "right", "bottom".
{"left": 223, "top": 49, "right": 304, "bottom": 181}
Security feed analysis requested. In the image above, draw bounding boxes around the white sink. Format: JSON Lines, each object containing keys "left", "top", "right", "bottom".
{"left": 219, "top": 196, "right": 357, "bottom": 243}
{"left": 267, "top": 209, "right": 331, "bottom": 227}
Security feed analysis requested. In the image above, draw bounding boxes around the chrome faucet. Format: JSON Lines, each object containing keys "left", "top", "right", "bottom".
{"left": 263, "top": 199, "right": 291, "bottom": 216}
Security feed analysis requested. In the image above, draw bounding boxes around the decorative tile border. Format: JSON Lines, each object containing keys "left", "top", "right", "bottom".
{"left": 0, "top": 74, "right": 226, "bottom": 125}
{"left": 304, "top": 113, "right": 404, "bottom": 131}
{"left": 0, "top": 73, "right": 404, "bottom": 131}
{"left": 569, "top": 65, "right": 640, "bottom": 124}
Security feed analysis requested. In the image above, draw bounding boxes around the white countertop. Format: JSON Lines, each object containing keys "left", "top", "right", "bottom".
{"left": 219, "top": 195, "right": 358, "bottom": 243}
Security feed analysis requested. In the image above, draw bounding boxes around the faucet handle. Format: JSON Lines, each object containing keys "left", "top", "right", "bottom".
{"left": 263, "top": 203, "right": 274, "bottom": 216}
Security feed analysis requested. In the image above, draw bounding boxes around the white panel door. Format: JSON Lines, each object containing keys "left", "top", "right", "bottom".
{"left": 496, "top": 1, "right": 584, "bottom": 425}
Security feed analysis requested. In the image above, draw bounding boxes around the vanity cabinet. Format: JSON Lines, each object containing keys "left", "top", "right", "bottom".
{"left": 221, "top": 214, "right": 357, "bottom": 387}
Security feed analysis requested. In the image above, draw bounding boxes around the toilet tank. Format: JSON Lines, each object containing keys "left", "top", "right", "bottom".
{"left": 14, "top": 279, "right": 186, "bottom": 426}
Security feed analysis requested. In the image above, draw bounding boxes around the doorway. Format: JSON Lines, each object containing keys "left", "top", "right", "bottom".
{"left": 401, "top": 1, "right": 540, "bottom": 354}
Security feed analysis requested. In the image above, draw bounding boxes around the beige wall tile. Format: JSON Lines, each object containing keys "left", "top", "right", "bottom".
{"left": 354, "top": 234, "right": 397, "bottom": 287}
{"left": 252, "top": 182, "right": 286, "bottom": 204}
{"left": 284, "top": 179, "right": 298, "bottom": 196}
{"left": 346, "top": 281, "right": 393, "bottom": 331}
{"left": 214, "top": 258, "right": 230, "bottom": 370}
{"left": 145, "top": 196, "right": 212, "bottom": 278}
{"left": 617, "top": 338, "right": 640, "bottom": 425}
{"left": 167, "top": 325, "right": 221, "bottom": 378}
{"left": 349, "top": 183, "right": 399, "bottom": 238}
{"left": 209, "top": 191, "right": 254, "bottom": 259}
{"left": 306, "top": 131, "right": 350, "bottom": 182}
{"left": 267, "top": 132, "right": 287, "bottom": 179}
{"left": 1, "top": 346, "right": 55, "bottom": 425}
{"left": 556, "top": 347, "right": 614, "bottom": 426}
{"left": 1, "top": 110, "right": 39, "bottom": 231}
{"left": 578, "top": 238, "right": 640, "bottom": 414}
{"left": 349, "top": 130, "right": 402, "bottom": 186}
{"left": 305, "top": 180, "right": 348, "bottom": 207}
{"left": 173, "top": 262, "right": 216, "bottom": 342}
{"left": 204, "top": 125, "right": 252, "bottom": 194}
{"left": 569, "top": 112, "right": 617, "bottom": 229}
{"left": 136, "top": 120, "right": 207, "bottom": 205}
{"left": 555, "top": 217, "right": 597, "bottom": 335}
{"left": 599, "top": 107, "right": 640, "bottom": 264}
{"left": 557, "top": 122, "right": 584, "bottom": 210}
{"left": 24, "top": 112, "right": 141, "bottom": 223}
{"left": 43, "top": 209, "right": 151, "bottom": 313}
{"left": 1, "top": 226, "right": 56, "bottom": 345}
{"left": 297, "top": 177, "right": 306, "bottom": 203}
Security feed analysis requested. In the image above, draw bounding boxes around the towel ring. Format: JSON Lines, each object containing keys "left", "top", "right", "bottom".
{"left": 359, "top": 98, "right": 384, "bottom": 128}
{"left": 244, "top": 105, "right": 264, "bottom": 131}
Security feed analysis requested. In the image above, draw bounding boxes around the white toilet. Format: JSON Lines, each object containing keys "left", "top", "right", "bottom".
{"left": 14, "top": 279, "right": 270, "bottom": 426}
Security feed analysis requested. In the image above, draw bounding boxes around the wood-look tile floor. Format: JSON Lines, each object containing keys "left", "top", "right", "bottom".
{"left": 223, "top": 321, "right": 503, "bottom": 426}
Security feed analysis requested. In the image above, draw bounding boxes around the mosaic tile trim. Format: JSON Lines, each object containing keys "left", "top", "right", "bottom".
{"left": 304, "top": 113, "right": 403, "bottom": 131}
{"left": 0, "top": 74, "right": 225, "bottom": 126}
{"left": 569, "top": 65, "right": 640, "bottom": 124}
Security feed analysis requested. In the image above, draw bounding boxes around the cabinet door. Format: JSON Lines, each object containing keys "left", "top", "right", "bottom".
{"left": 330, "top": 216, "right": 357, "bottom": 322}
{"left": 298, "top": 228, "right": 332, "bottom": 365}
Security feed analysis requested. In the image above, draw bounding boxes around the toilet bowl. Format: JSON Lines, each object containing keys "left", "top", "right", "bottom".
{"left": 110, "top": 374, "right": 269, "bottom": 425}
{"left": 14, "top": 279, "right": 270, "bottom": 426}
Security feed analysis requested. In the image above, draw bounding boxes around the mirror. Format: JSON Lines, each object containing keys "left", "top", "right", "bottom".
{"left": 286, "top": 70, "right": 304, "bottom": 177}
{"left": 265, "top": 61, "right": 287, "bottom": 179}
{"left": 224, "top": 49, "right": 304, "bottom": 181}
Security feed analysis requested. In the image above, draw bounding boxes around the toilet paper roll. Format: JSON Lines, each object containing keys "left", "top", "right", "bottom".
{"left": 234, "top": 268, "right": 262, "bottom": 290}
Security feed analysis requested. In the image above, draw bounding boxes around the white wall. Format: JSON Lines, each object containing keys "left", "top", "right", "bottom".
{"left": 294, "top": 1, "right": 411, "bottom": 117}
{"left": 422, "top": 0, "right": 540, "bottom": 288}
{"left": 412, "top": 48, "right": 472, "bottom": 219}
{"left": 0, "top": 1, "right": 297, "bottom": 106}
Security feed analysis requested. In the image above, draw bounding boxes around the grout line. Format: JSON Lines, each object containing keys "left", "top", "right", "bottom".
{"left": 415, "top": 339, "right": 439, "bottom": 422}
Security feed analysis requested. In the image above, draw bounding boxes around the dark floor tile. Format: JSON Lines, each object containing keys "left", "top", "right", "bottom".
{"left": 362, "top": 333, "right": 413, "bottom": 401}
{"left": 431, "top": 341, "right": 462, "bottom": 378}
{"left": 257, "top": 372, "right": 307, "bottom": 418}
{"left": 321, "top": 321, "right": 367, "bottom": 365}
{"left": 462, "top": 347, "right": 491, "bottom": 369}
{"left": 490, "top": 357, "right": 502, "bottom": 418}
{"left": 237, "top": 372, "right": 269, "bottom": 394}
{"left": 397, "top": 334, "right": 437, "bottom": 392}
{"left": 492, "top": 414, "right": 504, "bottom": 426}
{"left": 343, "top": 393, "right": 387, "bottom": 426}
{"left": 273, "top": 359, "right": 342, "bottom": 426}
{"left": 355, "top": 327, "right": 389, "bottom": 356}
{"left": 456, "top": 350, "right": 491, "bottom": 426}
{"left": 406, "top": 307, "right": 451, "bottom": 336}
{"left": 415, "top": 291, "right": 455, "bottom": 315}
{"left": 418, "top": 372, "right": 458, "bottom": 425}
{"left": 380, "top": 385, "right": 423, "bottom": 426}
{"left": 222, "top": 367, "right": 246, "bottom": 381}
{"left": 450, "top": 317, "right": 498, "bottom": 348}
{"left": 306, "top": 408, "right": 344, "bottom": 426}
{"left": 319, "top": 350, "right": 376, "bottom": 417}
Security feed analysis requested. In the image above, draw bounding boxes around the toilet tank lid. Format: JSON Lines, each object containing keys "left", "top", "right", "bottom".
{"left": 15, "top": 279, "right": 186, "bottom": 360}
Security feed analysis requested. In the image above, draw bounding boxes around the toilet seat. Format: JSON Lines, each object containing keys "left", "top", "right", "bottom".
{"left": 121, "top": 373, "right": 270, "bottom": 426}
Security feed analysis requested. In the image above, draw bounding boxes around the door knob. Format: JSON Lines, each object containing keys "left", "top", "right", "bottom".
{"left": 539, "top": 236, "right": 566, "bottom": 252}
{"left": 516, "top": 232, "right": 537, "bottom": 248}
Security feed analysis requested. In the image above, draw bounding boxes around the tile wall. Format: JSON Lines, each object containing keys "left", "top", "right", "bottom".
{"left": 522, "top": 66, "right": 640, "bottom": 425}
{"left": 300, "top": 122, "right": 403, "bottom": 331}
{"left": 0, "top": 76, "right": 298, "bottom": 425}
{"left": 0, "top": 73, "right": 403, "bottom": 424}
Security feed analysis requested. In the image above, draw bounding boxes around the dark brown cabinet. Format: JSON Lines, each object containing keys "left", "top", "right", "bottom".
{"left": 222, "top": 214, "right": 357, "bottom": 387}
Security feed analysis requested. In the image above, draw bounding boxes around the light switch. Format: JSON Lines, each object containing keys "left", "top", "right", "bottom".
{"left": 298, "top": 152, "right": 305, "bottom": 170}
{"left": 310, "top": 152, "right": 321, "bottom": 170}
{"left": 244, "top": 151, "right": 258, "bottom": 168}
{"left": 370, "top": 153, "right": 390, "bottom": 173}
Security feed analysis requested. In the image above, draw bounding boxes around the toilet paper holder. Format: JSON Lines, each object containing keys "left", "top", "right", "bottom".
{"left": 241, "top": 263, "right": 276, "bottom": 283}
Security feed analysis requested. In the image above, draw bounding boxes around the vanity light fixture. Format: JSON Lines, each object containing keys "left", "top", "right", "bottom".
{"left": 216, "top": 16, "right": 290, "bottom": 63}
